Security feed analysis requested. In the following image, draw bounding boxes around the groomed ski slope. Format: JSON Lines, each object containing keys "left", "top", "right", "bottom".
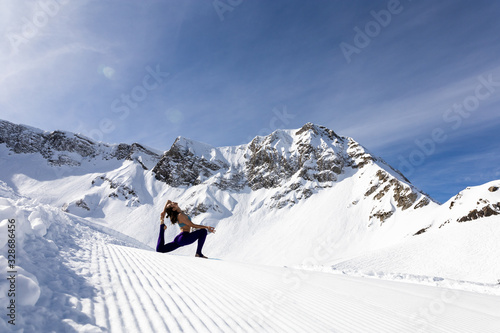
{"left": 1, "top": 189, "right": 499, "bottom": 333}
{"left": 71, "top": 242, "right": 500, "bottom": 333}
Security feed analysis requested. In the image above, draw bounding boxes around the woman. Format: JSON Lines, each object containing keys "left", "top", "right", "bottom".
{"left": 156, "top": 200, "right": 216, "bottom": 258}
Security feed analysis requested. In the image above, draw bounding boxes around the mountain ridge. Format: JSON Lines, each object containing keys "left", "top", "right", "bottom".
{"left": 1, "top": 118, "right": 499, "bottom": 267}
{"left": 0, "top": 119, "right": 162, "bottom": 168}
{"left": 1, "top": 118, "right": 431, "bottom": 212}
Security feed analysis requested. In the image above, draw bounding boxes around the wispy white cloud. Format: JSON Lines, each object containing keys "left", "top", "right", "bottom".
{"left": 336, "top": 65, "right": 500, "bottom": 149}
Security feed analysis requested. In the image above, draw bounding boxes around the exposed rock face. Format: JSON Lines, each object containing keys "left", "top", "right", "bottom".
{"left": 115, "top": 143, "right": 160, "bottom": 169}
{"left": 92, "top": 176, "right": 138, "bottom": 203}
{"left": 363, "top": 169, "right": 426, "bottom": 222}
{"left": 153, "top": 123, "right": 351, "bottom": 193}
{"left": 457, "top": 203, "right": 500, "bottom": 222}
{"left": 184, "top": 202, "right": 224, "bottom": 217}
{"left": 0, "top": 120, "right": 96, "bottom": 161}
{"left": 0, "top": 120, "right": 160, "bottom": 167}
{"left": 370, "top": 210, "right": 394, "bottom": 224}
{"left": 392, "top": 181, "right": 419, "bottom": 210}
{"left": 444, "top": 183, "right": 500, "bottom": 225}
{"left": 75, "top": 199, "right": 90, "bottom": 211}
{"left": 246, "top": 135, "right": 296, "bottom": 190}
{"left": 414, "top": 197, "right": 430, "bottom": 209}
{"left": 152, "top": 137, "right": 234, "bottom": 187}
{"left": 413, "top": 225, "right": 431, "bottom": 235}
{"left": 346, "top": 138, "right": 376, "bottom": 169}
{"left": 245, "top": 124, "right": 345, "bottom": 190}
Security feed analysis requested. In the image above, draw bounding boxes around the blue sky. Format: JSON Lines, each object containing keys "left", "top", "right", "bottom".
{"left": 1, "top": 0, "right": 499, "bottom": 203}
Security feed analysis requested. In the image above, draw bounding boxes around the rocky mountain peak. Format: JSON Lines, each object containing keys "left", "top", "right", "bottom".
{"left": 149, "top": 122, "right": 433, "bottom": 218}
{"left": 245, "top": 123, "right": 346, "bottom": 191}
{"left": 295, "top": 122, "right": 340, "bottom": 141}
{"left": 153, "top": 136, "right": 231, "bottom": 187}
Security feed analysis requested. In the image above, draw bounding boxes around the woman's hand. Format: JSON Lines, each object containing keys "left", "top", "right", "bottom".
{"left": 207, "top": 226, "right": 216, "bottom": 233}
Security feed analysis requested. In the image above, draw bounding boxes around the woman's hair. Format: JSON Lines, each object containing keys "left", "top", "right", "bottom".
{"left": 165, "top": 207, "right": 179, "bottom": 224}
{"left": 165, "top": 201, "right": 179, "bottom": 224}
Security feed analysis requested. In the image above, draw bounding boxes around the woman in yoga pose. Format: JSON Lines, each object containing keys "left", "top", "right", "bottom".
{"left": 156, "top": 200, "right": 216, "bottom": 258}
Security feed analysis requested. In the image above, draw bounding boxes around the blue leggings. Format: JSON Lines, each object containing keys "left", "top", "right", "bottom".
{"left": 156, "top": 225, "right": 208, "bottom": 255}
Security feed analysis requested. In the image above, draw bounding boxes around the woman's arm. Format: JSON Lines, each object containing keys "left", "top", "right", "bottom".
{"left": 160, "top": 200, "right": 172, "bottom": 222}
{"left": 178, "top": 214, "right": 216, "bottom": 233}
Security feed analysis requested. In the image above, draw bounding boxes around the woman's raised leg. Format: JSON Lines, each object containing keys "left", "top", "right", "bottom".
{"left": 156, "top": 224, "right": 181, "bottom": 253}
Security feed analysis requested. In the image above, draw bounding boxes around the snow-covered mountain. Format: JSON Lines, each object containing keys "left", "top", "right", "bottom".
{"left": 152, "top": 123, "right": 431, "bottom": 212}
{"left": 1, "top": 119, "right": 500, "bottom": 332}
{"left": 1, "top": 118, "right": 498, "bottom": 267}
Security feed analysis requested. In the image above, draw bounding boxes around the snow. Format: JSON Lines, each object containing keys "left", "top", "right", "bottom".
{"left": 334, "top": 216, "right": 500, "bottom": 284}
{"left": 1, "top": 186, "right": 499, "bottom": 332}
{"left": 1, "top": 177, "right": 499, "bottom": 332}
{"left": 1, "top": 123, "right": 500, "bottom": 332}
{"left": 298, "top": 215, "right": 500, "bottom": 291}
{"left": 0, "top": 183, "right": 150, "bottom": 332}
